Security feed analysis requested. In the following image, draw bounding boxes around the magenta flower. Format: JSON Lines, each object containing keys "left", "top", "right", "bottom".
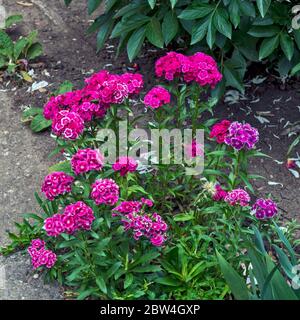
{"left": 112, "top": 156, "right": 138, "bottom": 176}
{"left": 112, "top": 201, "right": 142, "bottom": 215}
{"left": 44, "top": 213, "right": 65, "bottom": 237}
{"left": 28, "top": 239, "right": 57, "bottom": 269}
{"left": 225, "top": 189, "right": 250, "bottom": 207}
{"left": 52, "top": 110, "right": 84, "bottom": 140}
{"left": 120, "top": 73, "right": 144, "bottom": 95}
{"left": 91, "top": 178, "right": 119, "bottom": 206}
{"left": 71, "top": 148, "right": 104, "bottom": 175}
{"left": 183, "top": 52, "right": 223, "bottom": 88}
{"left": 210, "top": 120, "right": 231, "bottom": 144}
{"left": 44, "top": 201, "right": 95, "bottom": 237}
{"left": 155, "top": 51, "right": 188, "bottom": 81}
{"left": 213, "top": 184, "right": 228, "bottom": 201}
{"left": 122, "top": 212, "right": 168, "bottom": 247}
{"left": 41, "top": 172, "right": 74, "bottom": 201}
{"left": 251, "top": 198, "right": 278, "bottom": 220}
{"left": 144, "top": 86, "right": 171, "bottom": 109}
{"left": 155, "top": 51, "right": 222, "bottom": 88}
{"left": 224, "top": 122, "right": 259, "bottom": 151}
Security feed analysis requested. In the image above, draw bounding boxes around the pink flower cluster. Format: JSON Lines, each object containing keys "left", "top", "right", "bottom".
{"left": 71, "top": 148, "right": 104, "bottom": 175}
{"left": 210, "top": 120, "right": 231, "bottom": 144}
{"left": 91, "top": 178, "right": 119, "bottom": 206}
{"left": 52, "top": 110, "right": 85, "bottom": 140}
{"left": 44, "top": 71, "right": 143, "bottom": 140}
{"left": 213, "top": 184, "right": 228, "bottom": 201}
{"left": 122, "top": 212, "right": 168, "bottom": 247}
{"left": 155, "top": 51, "right": 222, "bottom": 88}
{"left": 84, "top": 71, "right": 143, "bottom": 104}
{"left": 224, "top": 122, "right": 259, "bottom": 151}
{"left": 28, "top": 239, "right": 57, "bottom": 269}
{"left": 112, "top": 198, "right": 153, "bottom": 215}
{"left": 144, "top": 86, "right": 171, "bottom": 109}
{"left": 44, "top": 201, "right": 95, "bottom": 236}
{"left": 41, "top": 172, "right": 74, "bottom": 201}
{"left": 112, "top": 156, "right": 138, "bottom": 176}
{"left": 225, "top": 189, "right": 250, "bottom": 207}
{"left": 251, "top": 198, "right": 278, "bottom": 220}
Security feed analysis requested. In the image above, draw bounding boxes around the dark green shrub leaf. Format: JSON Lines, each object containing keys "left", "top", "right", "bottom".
{"left": 162, "top": 11, "right": 179, "bottom": 45}
{"left": 256, "top": 0, "right": 271, "bottom": 18}
{"left": 280, "top": 33, "right": 294, "bottom": 61}
{"left": 259, "top": 35, "right": 279, "bottom": 60}
{"left": 191, "top": 18, "right": 209, "bottom": 45}
{"left": 88, "top": 0, "right": 102, "bottom": 15}
{"left": 146, "top": 18, "right": 164, "bottom": 48}
{"left": 179, "top": 4, "right": 213, "bottom": 20}
{"left": 214, "top": 11, "right": 232, "bottom": 39}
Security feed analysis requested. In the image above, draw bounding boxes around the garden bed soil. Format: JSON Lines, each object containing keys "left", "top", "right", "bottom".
{"left": 0, "top": 0, "right": 300, "bottom": 299}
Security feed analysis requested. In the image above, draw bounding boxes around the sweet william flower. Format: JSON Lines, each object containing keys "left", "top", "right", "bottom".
{"left": 144, "top": 86, "right": 171, "bottom": 109}
{"left": 210, "top": 120, "right": 231, "bottom": 144}
{"left": 224, "top": 122, "right": 259, "bottom": 151}
{"left": 71, "top": 148, "right": 104, "bottom": 175}
{"left": 213, "top": 184, "right": 228, "bottom": 201}
{"left": 41, "top": 172, "right": 74, "bottom": 201}
{"left": 28, "top": 239, "right": 57, "bottom": 269}
{"left": 251, "top": 198, "right": 278, "bottom": 219}
{"left": 225, "top": 189, "right": 250, "bottom": 207}
{"left": 52, "top": 110, "right": 84, "bottom": 140}
{"left": 112, "top": 156, "right": 138, "bottom": 176}
{"left": 91, "top": 178, "right": 119, "bottom": 206}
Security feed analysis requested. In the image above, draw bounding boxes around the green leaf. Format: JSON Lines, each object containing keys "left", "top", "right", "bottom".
{"left": 170, "top": 0, "right": 178, "bottom": 9}
{"left": 124, "top": 273, "right": 133, "bottom": 289}
{"left": 5, "top": 15, "right": 23, "bottom": 28}
{"left": 155, "top": 277, "right": 179, "bottom": 286}
{"left": 162, "top": 11, "right": 178, "bottom": 45}
{"left": 127, "top": 26, "right": 146, "bottom": 62}
{"left": 179, "top": 4, "right": 214, "bottom": 20}
{"left": 0, "top": 30, "right": 14, "bottom": 59}
{"left": 146, "top": 18, "right": 163, "bottom": 48}
{"left": 224, "top": 63, "right": 244, "bottom": 92}
{"left": 259, "top": 35, "right": 279, "bottom": 60}
{"left": 14, "top": 37, "right": 29, "bottom": 60}
{"left": 48, "top": 161, "right": 72, "bottom": 174}
{"left": 206, "top": 17, "right": 216, "bottom": 49}
{"left": 30, "top": 114, "right": 52, "bottom": 132}
{"left": 256, "top": 0, "right": 271, "bottom": 18}
{"left": 229, "top": 0, "right": 240, "bottom": 28}
{"left": 280, "top": 33, "right": 294, "bottom": 61}
{"left": 96, "top": 276, "right": 107, "bottom": 294}
{"left": 191, "top": 18, "right": 209, "bottom": 45}
{"left": 216, "top": 250, "right": 249, "bottom": 300}
{"left": 64, "top": 0, "right": 73, "bottom": 6}
{"left": 96, "top": 20, "right": 113, "bottom": 52}
{"left": 26, "top": 43, "right": 43, "bottom": 60}
{"left": 174, "top": 212, "right": 194, "bottom": 222}
{"left": 148, "top": 0, "right": 156, "bottom": 9}
{"left": 88, "top": 0, "right": 102, "bottom": 15}
{"left": 55, "top": 80, "right": 74, "bottom": 95}
{"left": 248, "top": 26, "right": 280, "bottom": 38}
{"left": 214, "top": 11, "right": 232, "bottom": 39}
